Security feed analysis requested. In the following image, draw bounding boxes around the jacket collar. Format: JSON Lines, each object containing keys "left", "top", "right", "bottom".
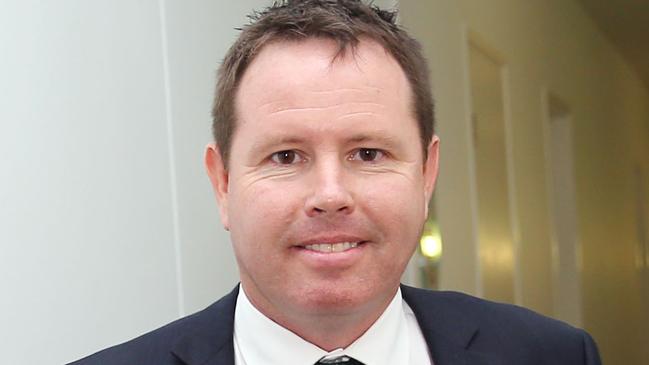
{"left": 171, "top": 285, "right": 496, "bottom": 365}
{"left": 401, "top": 284, "right": 498, "bottom": 365}
{"left": 171, "top": 286, "right": 239, "bottom": 365}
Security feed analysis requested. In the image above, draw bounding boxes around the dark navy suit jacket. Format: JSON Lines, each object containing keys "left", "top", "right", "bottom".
{"left": 69, "top": 285, "right": 602, "bottom": 365}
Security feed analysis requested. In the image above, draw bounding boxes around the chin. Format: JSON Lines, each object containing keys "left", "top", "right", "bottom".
{"left": 292, "top": 282, "right": 386, "bottom": 315}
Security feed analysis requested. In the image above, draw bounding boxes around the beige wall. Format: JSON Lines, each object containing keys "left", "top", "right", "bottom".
{"left": 399, "top": 0, "right": 649, "bottom": 363}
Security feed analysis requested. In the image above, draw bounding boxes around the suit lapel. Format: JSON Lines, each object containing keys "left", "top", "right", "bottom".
{"left": 171, "top": 286, "right": 239, "bottom": 365}
{"left": 401, "top": 285, "right": 499, "bottom": 365}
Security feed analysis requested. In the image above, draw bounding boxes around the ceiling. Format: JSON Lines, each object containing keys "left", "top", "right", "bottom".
{"left": 577, "top": 0, "right": 649, "bottom": 91}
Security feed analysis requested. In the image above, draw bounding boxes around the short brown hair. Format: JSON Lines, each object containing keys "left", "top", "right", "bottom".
{"left": 212, "top": 0, "right": 434, "bottom": 165}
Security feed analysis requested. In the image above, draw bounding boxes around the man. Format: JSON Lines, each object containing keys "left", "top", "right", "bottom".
{"left": 70, "top": 1, "right": 601, "bottom": 364}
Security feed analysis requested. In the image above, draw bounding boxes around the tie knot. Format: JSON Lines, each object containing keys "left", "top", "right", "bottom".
{"left": 315, "top": 355, "right": 365, "bottom": 364}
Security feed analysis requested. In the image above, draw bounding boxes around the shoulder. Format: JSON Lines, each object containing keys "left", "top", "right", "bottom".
{"left": 401, "top": 285, "right": 601, "bottom": 364}
{"left": 403, "top": 284, "right": 579, "bottom": 334}
{"left": 67, "top": 286, "right": 238, "bottom": 365}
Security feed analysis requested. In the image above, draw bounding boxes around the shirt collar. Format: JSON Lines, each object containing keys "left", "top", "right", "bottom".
{"left": 234, "top": 285, "right": 410, "bottom": 365}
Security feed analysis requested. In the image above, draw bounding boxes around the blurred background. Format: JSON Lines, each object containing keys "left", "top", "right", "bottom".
{"left": 1, "top": 0, "right": 647, "bottom": 363}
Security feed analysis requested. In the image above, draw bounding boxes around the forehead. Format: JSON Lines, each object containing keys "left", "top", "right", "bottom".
{"left": 235, "top": 38, "right": 412, "bottom": 117}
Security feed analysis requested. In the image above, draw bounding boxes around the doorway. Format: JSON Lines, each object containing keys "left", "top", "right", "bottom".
{"left": 544, "top": 92, "right": 582, "bottom": 326}
{"left": 468, "top": 39, "right": 516, "bottom": 304}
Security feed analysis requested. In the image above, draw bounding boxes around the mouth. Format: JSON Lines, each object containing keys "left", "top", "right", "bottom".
{"left": 293, "top": 238, "right": 368, "bottom": 268}
{"left": 295, "top": 238, "right": 367, "bottom": 254}
{"left": 301, "top": 241, "right": 362, "bottom": 253}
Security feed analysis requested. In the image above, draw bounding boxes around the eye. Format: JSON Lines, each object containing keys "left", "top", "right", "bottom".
{"left": 270, "top": 150, "right": 303, "bottom": 165}
{"left": 351, "top": 148, "right": 384, "bottom": 162}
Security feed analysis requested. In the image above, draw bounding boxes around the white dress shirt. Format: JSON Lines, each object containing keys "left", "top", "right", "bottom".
{"left": 233, "top": 285, "right": 432, "bottom": 365}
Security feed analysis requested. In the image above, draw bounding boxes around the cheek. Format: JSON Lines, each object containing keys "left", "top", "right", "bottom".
{"left": 359, "top": 173, "right": 426, "bottom": 265}
{"left": 357, "top": 173, "right": 427, "bottom": 228}
{"left": 228, "top": 180, "right": 301, "bottom": 243}
{"left": 228, "top": 182, "right": 300, "bottom": 278}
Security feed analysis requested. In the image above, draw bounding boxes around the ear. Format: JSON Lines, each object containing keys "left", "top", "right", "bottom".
{"left": 423, "top": 135, "right": 440, "bottom": 217}
{"left": 205, "top": 143, "right": 230, "bottom": 230}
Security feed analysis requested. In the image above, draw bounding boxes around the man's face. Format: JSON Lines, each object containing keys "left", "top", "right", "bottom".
{"left": 207, "top": 38, "right": 438, "bottom": 320}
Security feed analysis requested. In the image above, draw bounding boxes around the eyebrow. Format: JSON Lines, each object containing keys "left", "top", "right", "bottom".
{"left": 347, "top": 133, "right": 404, "bottom": 149}
{"left": 248, "top": 136, "right": 305, "bottom": 156}
{"left": 246, "top": 132, "right": 405, "bottom": 157}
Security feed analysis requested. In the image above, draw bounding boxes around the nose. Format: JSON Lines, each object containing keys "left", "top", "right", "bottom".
{"left": 304, "top": 160, "right": 355, "bottom": 217}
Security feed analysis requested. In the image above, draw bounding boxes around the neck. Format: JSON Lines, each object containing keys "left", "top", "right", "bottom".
{"left": 240, "top": 283, "right": 397, "bottom": 351}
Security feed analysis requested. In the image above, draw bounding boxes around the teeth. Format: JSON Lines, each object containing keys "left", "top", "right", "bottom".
{"left": 304, "top": 242, "right": 359, "bottom": 253}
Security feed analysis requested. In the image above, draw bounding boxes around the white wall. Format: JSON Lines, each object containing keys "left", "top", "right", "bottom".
{"left": 0, "top": 1, "right": 268, "bottom": 363}
{"left": 161, "top": 0, "right": 268, "bottom": 317}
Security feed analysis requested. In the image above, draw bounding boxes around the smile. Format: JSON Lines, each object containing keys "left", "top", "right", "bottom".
{"left": 303, "top": 242, "right": 360, "bottom": 253}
